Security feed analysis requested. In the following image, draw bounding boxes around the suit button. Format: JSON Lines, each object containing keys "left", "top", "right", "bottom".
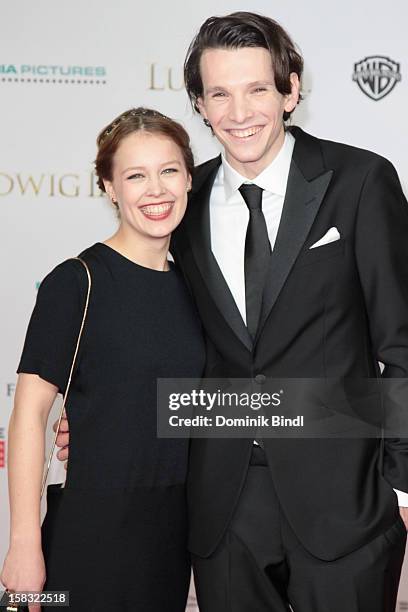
{"left": 254, "top": 374, "right": 266, "bottom": 384}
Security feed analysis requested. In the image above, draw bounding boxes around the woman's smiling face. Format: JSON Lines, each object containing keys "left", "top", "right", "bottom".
{"left": 104, "top": 130, "right": 192, "bottom": 240}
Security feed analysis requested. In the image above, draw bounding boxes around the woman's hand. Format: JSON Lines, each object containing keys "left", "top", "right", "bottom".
{"left": 4, "top": 374, "right": 57, "bottom": 611}
{"left": 1, "top": 542, "right": 46, "bottom": 612}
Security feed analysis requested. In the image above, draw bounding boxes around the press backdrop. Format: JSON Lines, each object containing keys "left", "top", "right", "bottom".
{"left": 1, "top": 1, "right": 407, "bottom": 609}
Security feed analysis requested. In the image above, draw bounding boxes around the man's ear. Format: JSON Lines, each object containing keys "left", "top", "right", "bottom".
{"left": 284, "top": 73, "right": 301, "bottom": 114}
{"left": 196, "top": 96, "right": 208, "bottom": 120}
{"left": 197, "top": 96, "right": 212, "bottom": 129}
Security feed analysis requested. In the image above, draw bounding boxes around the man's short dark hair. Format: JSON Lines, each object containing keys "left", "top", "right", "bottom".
{"left": 184, "top": 12, "right": 304, "bottom": 121}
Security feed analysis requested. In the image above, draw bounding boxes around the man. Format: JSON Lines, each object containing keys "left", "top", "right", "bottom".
{"left": 56, "top": 12, "right": 408, "bottom": 611}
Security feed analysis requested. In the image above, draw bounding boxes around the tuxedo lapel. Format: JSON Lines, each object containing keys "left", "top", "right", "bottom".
{"left": 183, "top": 128, "right": 333, "bottom": 351}
{"left": 186, "top": 156, "right": 253, "bottom": 351}
{"left": 256, "top": 128, "right": 334, "bottom": 341}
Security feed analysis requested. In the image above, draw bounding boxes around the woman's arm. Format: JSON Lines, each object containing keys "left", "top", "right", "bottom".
{"left": 1, "top": 373, "right": 58, "bottom": 601}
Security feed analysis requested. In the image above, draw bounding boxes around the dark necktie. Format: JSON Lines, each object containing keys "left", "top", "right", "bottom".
{"left": 239, "top": 183, "right": 271, "bottom": 340}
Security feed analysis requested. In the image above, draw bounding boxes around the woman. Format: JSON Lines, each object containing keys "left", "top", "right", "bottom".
{"left": 1, "top": 108, "right": 205, "bottom": 611}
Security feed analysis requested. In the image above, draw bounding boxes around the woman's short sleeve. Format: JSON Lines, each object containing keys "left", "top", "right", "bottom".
{"left": 17, "top": 259, "right": 86, "bottom": 394}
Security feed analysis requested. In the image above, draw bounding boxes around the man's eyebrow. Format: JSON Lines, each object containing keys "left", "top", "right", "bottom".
{"left": 205, "top": 86, "right": 226, "bottom": 94}
{"left": 205, "top": 80, "right": 274, "bottom": 93}
{"left": 247, "top": 80, "right": 274, "bottom": 87}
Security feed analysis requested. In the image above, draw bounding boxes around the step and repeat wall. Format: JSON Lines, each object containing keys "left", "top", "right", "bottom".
{"left": 1, "top": 1, "right": 407, "bottom": 609}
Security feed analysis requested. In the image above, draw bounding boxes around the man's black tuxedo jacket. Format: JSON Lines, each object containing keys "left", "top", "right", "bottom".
{"left": 171, "top": 126, "right": 408, "bottom": 561}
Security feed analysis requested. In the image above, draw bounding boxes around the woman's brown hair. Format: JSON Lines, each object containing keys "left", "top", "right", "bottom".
{"left": 95, "top": 108, "right": 194, "bottom": 208}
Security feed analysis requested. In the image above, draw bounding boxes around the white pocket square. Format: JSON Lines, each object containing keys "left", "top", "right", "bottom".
{"left": 309, "top": 227, "right": 341, "bottom": 249}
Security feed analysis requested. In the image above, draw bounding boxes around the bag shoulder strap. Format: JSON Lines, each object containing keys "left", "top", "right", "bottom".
{"left": 40, "top": 256, "right": 92, "bottom": 497}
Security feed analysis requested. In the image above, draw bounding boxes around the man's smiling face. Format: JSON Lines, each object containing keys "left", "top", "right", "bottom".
{"left": 197, "top": 46, "right": 299, "bottom": 179}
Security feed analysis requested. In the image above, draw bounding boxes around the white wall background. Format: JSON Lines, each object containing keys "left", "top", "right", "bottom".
{"left": 0, "top": 1, "right": 407, "bottom": 609}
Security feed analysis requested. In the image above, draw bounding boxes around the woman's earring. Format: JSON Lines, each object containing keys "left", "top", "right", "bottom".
{"left": 203, "top": 118, "right": 211, "bottom": 128}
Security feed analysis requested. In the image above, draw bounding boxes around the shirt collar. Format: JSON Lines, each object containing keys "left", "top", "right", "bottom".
{"left": 221, "top": 131, "right": 295, "bottom": 202}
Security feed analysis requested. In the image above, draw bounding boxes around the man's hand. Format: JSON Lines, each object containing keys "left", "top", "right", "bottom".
{"left": 399, "top": 507, "right": 408, "bottom": 530}
{"left": 52, "top": 413, "right": 69, "bottom": 469}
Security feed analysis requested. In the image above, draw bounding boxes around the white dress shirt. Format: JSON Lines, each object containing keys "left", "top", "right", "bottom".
{"left": 210, "top": 132, "right": 294, "bottom": 324}
{"left": 208, "top": 131, "right": 408, "bottom": 507}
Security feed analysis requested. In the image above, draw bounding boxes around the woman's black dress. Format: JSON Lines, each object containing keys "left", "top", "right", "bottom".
{"left": 17, "top": 243, "right": 205, "bottom": 611}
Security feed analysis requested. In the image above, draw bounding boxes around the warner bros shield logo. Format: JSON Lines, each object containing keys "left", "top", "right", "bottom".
{"left": 352, "top": 56, "right": 401, "bottom": 100}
